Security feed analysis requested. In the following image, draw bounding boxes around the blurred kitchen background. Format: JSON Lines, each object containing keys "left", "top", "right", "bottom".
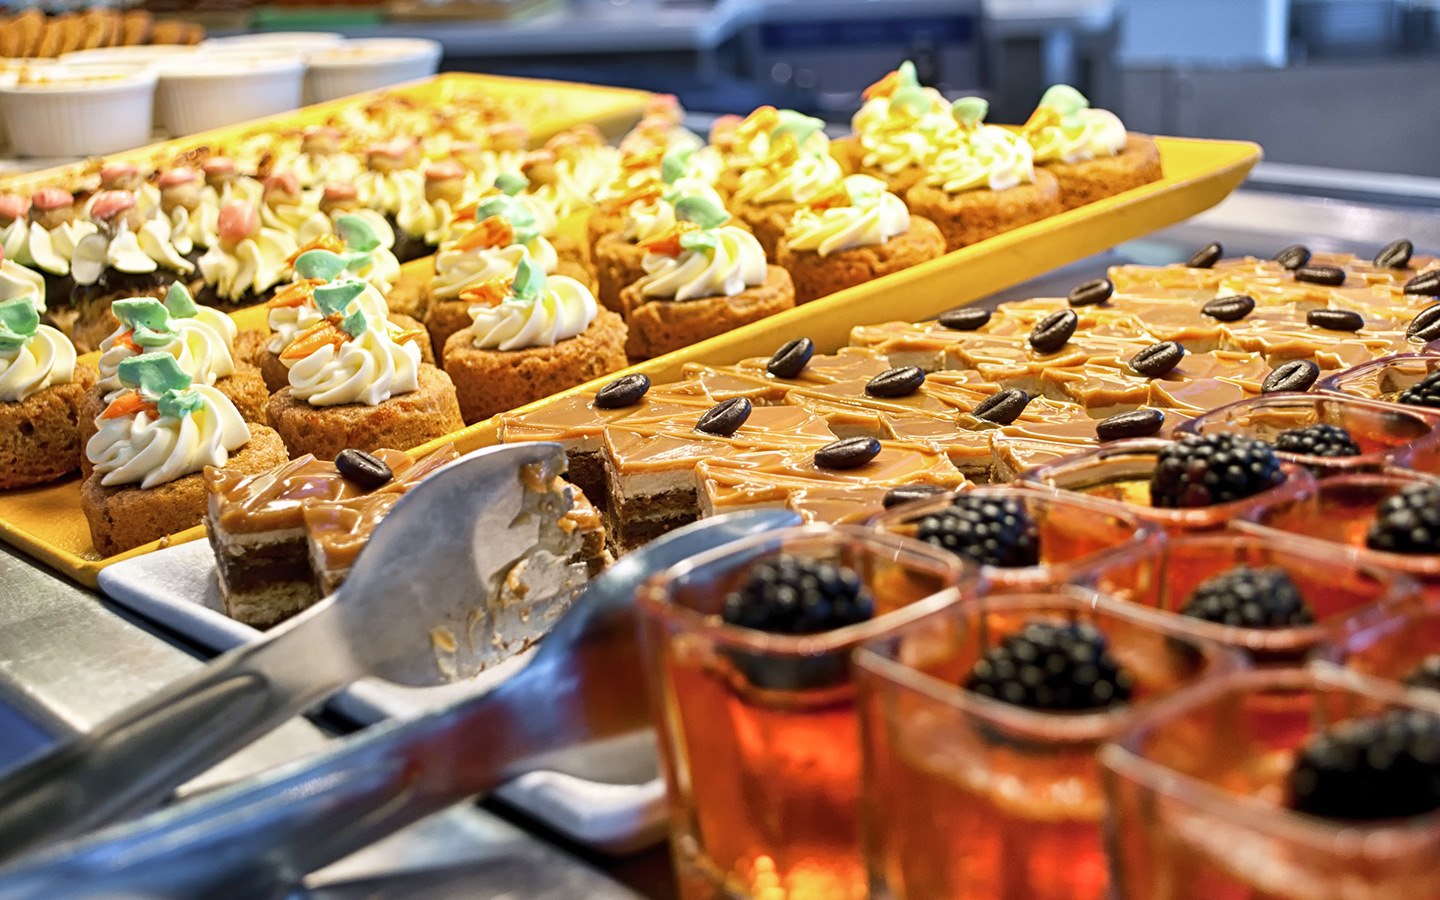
{"left": 35, "top": 0, "right": 1440, "bottom": 180}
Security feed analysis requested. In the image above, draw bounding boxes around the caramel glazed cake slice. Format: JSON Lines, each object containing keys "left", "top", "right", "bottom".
{"left": 496, "top": 249, "right": 1440, "bottom": 554}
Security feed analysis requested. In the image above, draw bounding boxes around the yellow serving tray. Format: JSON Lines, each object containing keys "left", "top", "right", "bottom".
{"left": 0, "top": 134, "right": 1258, "bottom": 587}
{"left": 0, "top": 71, "right": 653, "bottom": 195}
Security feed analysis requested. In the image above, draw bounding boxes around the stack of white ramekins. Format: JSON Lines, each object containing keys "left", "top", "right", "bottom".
{"left": 0, "top": 32, "right": 443, "bottom": 157}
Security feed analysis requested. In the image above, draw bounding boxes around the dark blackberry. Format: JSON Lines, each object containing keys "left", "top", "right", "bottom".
{"left": 1149, "top": 434, "right": 1286, "bottom": 509}
{"left": 1274, "top": 423, "right": 1362, "bottom": 459}
{"left": 965, "top": 620, "right": 1133, "bottom": 711}
{"left": 1365, "top": 482, "right": 1440, "bottom": 555}
{"left": 1288, "top": 709, "right": 1440, "bottom": 821}
{"left": 1178, "top": 565, "right": 1315, "bottom": 628}
{"left": 1398, "top": 371, "right": 1440, "bottom": 410}
{"left": 721, "top": 554, "right": 874, "bottom": 635}
{"left": 914, "top": 495, "right": 1040, "bottom": 568}
{"left": 1405, "top": 655, "right": 1440, "bottom": 693}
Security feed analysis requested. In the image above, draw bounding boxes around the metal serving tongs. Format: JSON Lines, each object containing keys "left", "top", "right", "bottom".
{"left": 0, "top": 441, "right": 596, "bottom": 863}
{"left": 0, "top": 502, "right": 799, "bottom": 899}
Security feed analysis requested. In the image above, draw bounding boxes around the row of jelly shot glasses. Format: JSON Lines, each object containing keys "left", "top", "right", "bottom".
{"left": 637, "top": 470, "right": 1440, "bottom": 900}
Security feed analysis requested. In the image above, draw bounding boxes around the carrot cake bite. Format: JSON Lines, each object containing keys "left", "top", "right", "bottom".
{"left": 443, "top": 254, "right": 627, "bottom": 423}
{"left": 267, "top": 278, "right": 462, "bottom": 460}
{"left": 728, "top": 116, "right": 846, "bottom": 256}
{"left": 1021, "top": 84, "right": 1163, "bottom": 210}
{"left": 82, "top": 352, "right": 287, "bottom": 556}
{"left": 904, "top": 97, "right": 1063, "bottom": 252}
{"left": 832, "top": 61, "right": 958, "bottom": 195}
{"left": 0, "top": 296, "right": 91, "bottom": 488}
{"left": 776, "top": 173, "right": 946, "bottom": 304}
{"left": 196, "top": 199, "right": 298, "bottom": 308}
{"left": 619, "top": 196, "right": 795, "bottom": 359}
{"left": 0, "top": 188, "right": 97, "bottom": 311}
{"left": 713, "top": 106, "right": 830, "bottom": 198}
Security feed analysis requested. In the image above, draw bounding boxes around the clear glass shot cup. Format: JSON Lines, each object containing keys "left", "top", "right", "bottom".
{"left": 1314, "top": 598, "right": 1440, "bottom": 692}
{"left": 1017, "top": 438, "right": 1317, "bottom": 537}
{"left": 1101, "top": 667, "right": 1440, "bottom": 899}
{"left": 1317, "top": 352, "right": 1440, "bottom": 407}
{"left": 640, "top": 524, "right": 981, "bottom": 899}
{"left": 854, "top": 587, "right": 1239, "bottom": 900}
{"left": 1178, "top": 391, "right": 1440, "bottom": 477}
{"left": 1234, "top": 471, "right": 1440, "bottom": 601}
{"left": 1090, "top": 531, "right": 1421, "bottom": 665}
{"left": 871, "top": 485, "right": 1164, "bottom": 594}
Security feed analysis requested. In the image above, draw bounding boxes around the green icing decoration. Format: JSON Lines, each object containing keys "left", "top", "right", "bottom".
{"left": 340, "top": 307, "right": 370, "bottom": 340}
{"left": 844, "top": 175, "right": 887, "bottom": 205}
{"left": 295, "top": 249, "right": 348, "bottom": 282}
{"left": 889, "top": 61, "right": 932, "bottom": 118}
{"left": 951, "top": 96, "right": 990, "bottom": 129}
{"left": 118, "top": 352, "right": 193, "bottom": 397}
{"left": 674, "top": 195, "right": 730, "bottom": 230}
{"left": 678, "top": 230, "right": 718, "bottom": 253}
{"left": 313, "top": 279, "right": 367, "bottom": 318}
{"left": 163, "top": 283, "right": 199, "bottom": 319}
{"left": 335, "top": 215, "right": 381, "bottom": 254}
{"left": 770, "top": 109, "right": 825, "bottom": 150}
{"left": 474, "top": 194, "right": 538, "bottom": 246}
{"left": 510, "top": 254, "right": 545, "bottom": 302}
{"left": 660, "top": 147, "right": 692, "bottom": 185}
{"left": 495, "top": 172, "right": 528, "bottom": 196}
{"left": 0, "top": 296, "right": 38, "bottom": 352}
{"left": 112, "top": 298, "right": 175, "bottom": 349}
{"left": 158, "top": 388, "right": 205, "bottom": 419}
{"left": 1039, "top": 84, "right": 1089, "bottom": 116}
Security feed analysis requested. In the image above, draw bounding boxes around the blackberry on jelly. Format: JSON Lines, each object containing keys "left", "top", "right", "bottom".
{"left": 965, "top": 620, "right": 1133, "bottom": 711}
{"left": 721, "top": 554, "right": 874, "bottom": 635}
{"left": 1289, "top": 709, "right": 1440, "bottom": 821}
{"left": 1398, "top": 371, "right": 1440, "bottom": 410}
{"left": 1149, "top": 434, "right": 1286, "bottom": 509}
{"left": 1365, "top": 482, "right": 1440, "bottom": 555}
{"left": 914, "top": 495, "right": 1040, "bottom": 568}
{"left": 1274, "top": 423, "right": 1362, "bottom": 459}
{"left": 1178, "top": 565, "right": 1315, "bottom": 628}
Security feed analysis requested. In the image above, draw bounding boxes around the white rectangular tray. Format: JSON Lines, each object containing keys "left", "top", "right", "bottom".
{"left": 98, "top": 542, "right": 667, "bottom": 855}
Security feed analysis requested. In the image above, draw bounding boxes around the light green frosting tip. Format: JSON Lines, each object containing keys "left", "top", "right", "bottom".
{"left": 678, "top": 230, "right": 718, "bottom": 253}
{"left": 511, "top": 254, "right": 545, "bottom": 301}
{"left": 674, "top": 195, "right": 729, "bottom": 230}
{"left": 951, "top": 96, "right": 989, "bottom": 128}
{"left": 113, "top": 298, "right": 175, "bottom": 348}
{"left": 118, "top": 351, "right": 193, "bottom": 397}
{"left": 1039, "top": 84, "right": 1089, "bottom": 116}
{"left": 340, "top": 307, "right": 369, "bottom": 340}
{"left": 770, "top": 109, "right": 825, "bottom": 149}
{"left": 0, "top": 296, "right": 38, "bottom": 351}
{"left": 313, "top": 279, "right": 367, "bottom": 318}
{"left": 475, "top": 194, "right": 538, "bottom": 245}
{"left": 163, "top": 283, "right": 199, "bottom": 319}
{"left": 335, "top": 215, "right": 381, "bottom": 254}
{"left": 495, "top": 172, "right": 528, "bottom": 196}
{"left": 295, "top": 249, "right": 348, "bottom": 282}
{"left": 660, "top": 147, "right": 692, "bottom": 185}
{"left": 889, "top": 61, "right": 932, "bottom": 118}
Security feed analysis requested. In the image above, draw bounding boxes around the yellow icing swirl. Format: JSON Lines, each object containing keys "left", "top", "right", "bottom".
{"left": 784, "top": 175, "right": 910, "bottom": 256}
{"left": 0, "top": 260, "right": 45, "bottom": 312}
{"left": 1023, "top": 85, "right": 1128, "bottom": 164}
{"left": 286, "top": 317, "right": 421, "bottom": 407}
{"left": 637, "top": 225, "right": 767, "bottom": 301}
{"left": 925, "top": 125, "right": 1036, "bottom": 194}
{"left": 0, "top": 323, "right": 74, "bottom": 402}
{"left": 87, "top": 384, "right": 250, "bottom": 489}
{"left": 470, "top": 273, "right": 597, "bottom": 351}
{"left": 734, "top": 152, "right": 844, "bottom": 205}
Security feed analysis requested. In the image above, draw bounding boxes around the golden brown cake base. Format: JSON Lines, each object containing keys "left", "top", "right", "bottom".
{"left": 232, "top": 328, "right": 269, "bottom": 369}
{"left": 443, "top": 307, "right": 629, "bottom": 424}
{"left": 552, "top": 228, "right": 592, "bottom": 275}
{"left": 904, "top": 170, "right": 1063, "bottom": 252}
{"left": 260, "top": 314, "right": 434, "bottom": 393}
{"left": 776, "top": 216, "right": 946, "bottom": 304}
{"left": 81, "top": 424, "right": 289, "bottom": 557}
{"left": 266, "top": 364, "right": 464, "bottom": 461}
{"left": 78, "top": 364, "right": 270, "bottom": 475}
{"left": 585, "top": 207, "right": 626, "bottom": 252}
{"left": 593, "top": 232, "right": 647, "bottom": 315}
{"left": 620, "top": 265, "right": 795, "bottom": 360}
{"left": 423, "top": 263, "right": 595, "bottom": 358}
{"left": 1042, "top": 133, "right": 1164, "bottom": 211}
{"left": 0, "top": 365, "right": 96, "bottom": 490}
{"left": 733, "top": 200, "right": 801, "bottom": 258}
{"left": 386, "top": 258, "right": 432, "bottom": 320}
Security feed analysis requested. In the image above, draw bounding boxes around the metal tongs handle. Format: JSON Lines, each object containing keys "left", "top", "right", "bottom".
{"left": 0, "top": 603, "right": 353, "bottom": 865}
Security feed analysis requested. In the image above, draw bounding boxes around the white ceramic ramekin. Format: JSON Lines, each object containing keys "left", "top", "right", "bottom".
{"left": 60, "top": 45, "right": 201, "bottom": 68}
{"left": 303, "top": 38, "right": 443, "bottom": 104}
{"left": 153, "top": 53, "right": 306, "bottom": 137}
{"left": 0, "top": 66, "right": 157, "bottom": 157}
{"left": 203, "top": 31, "right": 344, "bottom": 53}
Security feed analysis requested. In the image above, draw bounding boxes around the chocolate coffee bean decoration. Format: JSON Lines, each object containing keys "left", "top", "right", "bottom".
{"left": 1096, "top": 408, "right": 1165, "bottom": 441}
{"left": 1295, "top": 265, "right": 1345, "bottom": 286}
{"left": 1128, "top": 341, "right": 1185, "bottom": 378}
{"left": 1029, "top": 309, "right": 1078, "bottom": 353}
{"left": 882, "top": 483, "right": 948, "bottom": 509}
{"left": 767, "top": 337, "right": 814, "bottom": 378}
{"left": 815, "top": 437, "right": 882, "bottom": 470}
{"left": 1407, "top": 304, "right": 1440, "bottom": 342}
{"left": 695, "top": 397, "right": 752, "bottom": 436}
{"left": 1263, "top": 360, "right": 1321, "bottom": 394}
{"left": 336, "top": 449, "right": 393, "bottom": 489}
{"left": 1273, "top": 245, "right": 1311, "bottom": 271}
{"left": 1405, "top": 270, "right": 1440, "bottom": 297}
{"left": 938, "top": 307, "right": 991, "bottom": 331}
{"left": 1202, "top": 295, "right": 1255, "bottom": 322}
{"left": 866, "top": 366, "right": 926, "bottom": 398}
{"left": 1187, "top": 242, "right": 1223, "bottom": 268}
{"left": 972, "top": 389, "right": 1032, "bottom": 425}
{"left": 595, "top": 373, "right": 650, "bottom": 408}
{"left": 1307, "top": 309, "right": 1364, "bottom": 332}
{"left": 1375, "top": 239, "right": 1413, "bottom": 269}
{"left": 1067, "top": 278, "right": 1114, "bottom": 307}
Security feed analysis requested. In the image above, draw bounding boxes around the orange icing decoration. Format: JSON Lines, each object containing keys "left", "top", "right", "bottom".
{"left": 604, "top": 181, "right": 663, "bottom": 213}
{"left": 621, "top": 145, "right": 664, "bottom": 173}
{"left": 281, "top": 319, "right": 347, "bottom": 362}
{"left": 863, "top": 70, "right": 899, "bottom": 101}
{"left": 115, "top": 329, "right": 142, "bottom": 354}
{"left": 807, "top": 184, "right": 851, "bottom": 211}
{"left": 760, "top": 134, "right": 803, "bottom": 168}
{"left": 639, "top": 221, "right": 701, "bottom": 258}
{"left": 100, "top": 390, "right": 158, "bottom": 421}
{"left": 451, "top": 201, "right": 478, "bottom": 224}
{"left": 455, "top": 216, "right": 515, "bottom": 253}
{"left": 458, "top": 275, "right": 512, "bottom": 309}
{"left": 288, "top": 234, "right": 344, "bottom": 265}
{"left": 392, "top": 327, "right": 425, "bottom": 346}
{"left": 268, "top": 278, "right": 325, "bottom": 309}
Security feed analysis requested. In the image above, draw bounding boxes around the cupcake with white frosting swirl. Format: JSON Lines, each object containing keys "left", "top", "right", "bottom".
{"left": 728, "top": 114, "right": 845, "bottom": 256}
{"left": 0, "top": 295, "right": 92, "bottom": 488}
{"left": 834, "top": 61, "right": 958, "bottom": 195}
{"left": 198, "top": 199, "right": 299, "bottom": 307}
{"left": 1020, "top": 84, "right": 1163, "bottom": 211}
{"left": 442, "top": 253, "right": 627, "bottom": 423}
